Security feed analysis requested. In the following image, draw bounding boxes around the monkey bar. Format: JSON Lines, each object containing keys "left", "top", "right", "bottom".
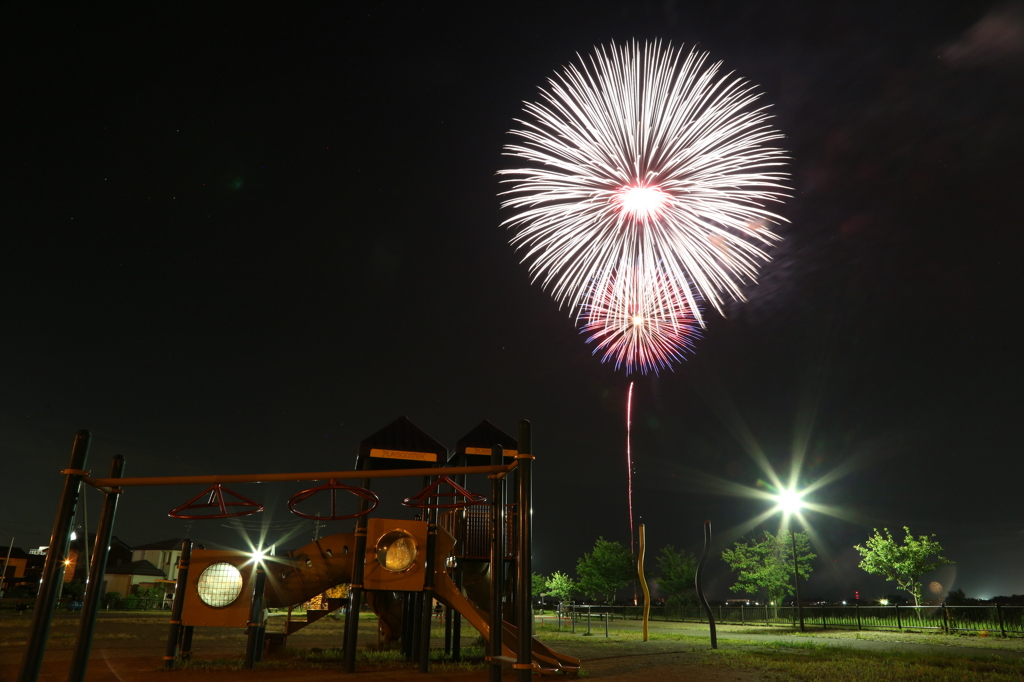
{"left": 168, "top": 483, "right": 264, "bottom": 519}
{"left": 287, "top": 479, "right": 379, "bottom": 520}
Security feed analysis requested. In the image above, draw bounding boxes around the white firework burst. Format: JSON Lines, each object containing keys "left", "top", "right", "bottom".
{"left": 500, "top": 40, "right": 790, "bottom": 329}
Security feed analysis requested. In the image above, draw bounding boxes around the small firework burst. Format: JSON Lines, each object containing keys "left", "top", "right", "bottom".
{"left": 579, "top": 267, "right": 701, "bottom": 375}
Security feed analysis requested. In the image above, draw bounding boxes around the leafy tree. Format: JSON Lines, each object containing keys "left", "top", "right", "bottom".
{"left": 543, "top": 571, "right": 576, "bottom": 604}
{"left": 531, "top": 573, "right": 547, "bottom": 601}
{"left": 575, "top": 537, "right": 634, "bottom": 603}
{"left": 721, "top": 530, "right": 815, "bottom": 607}
{"left": 854, "top": 526, "right": 952, "bottom": 606}
{"left": 656, "top": 545, "right": 697, "bottom": 605}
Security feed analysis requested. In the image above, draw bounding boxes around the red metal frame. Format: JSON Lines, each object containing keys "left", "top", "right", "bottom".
{"left": 287, "top": 479, "right": 379, "bottom": 520}
{"left": 168, "top": 484, "right": 264, "bottom": 519}
{"left": 402, "top": 475, "right": 487, "bottom": 509}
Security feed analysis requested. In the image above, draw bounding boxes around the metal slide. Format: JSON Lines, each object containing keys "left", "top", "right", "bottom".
{"left": 432, "top": 571, "right": 581, "bottom": 675}
{"left": 257, "top": 529, "right": 579, "bottom": 673}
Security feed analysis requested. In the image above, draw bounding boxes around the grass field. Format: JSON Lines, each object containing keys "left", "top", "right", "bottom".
{"left": 4, "top": 610, "right": 1023, "bottom": 680}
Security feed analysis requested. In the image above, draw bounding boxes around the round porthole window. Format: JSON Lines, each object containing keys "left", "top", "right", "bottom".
{"left": 376, "top": 530, "right": 417, "bottom": 572}
{"left": 196, "top": 562, "right": 243, "bottom": 607}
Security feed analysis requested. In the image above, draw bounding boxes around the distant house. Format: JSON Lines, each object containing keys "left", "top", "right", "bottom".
{"left": 1, "top": 547, "right": 41, "bottom": 595}
{"left": 107, "top": 538, "right": 204, "bottom": 600}
{"left": 103, "top": 560, "right": 169, "bottom": 598}
{"left": 130, "top": 539, "right": 192, "bottom": 582}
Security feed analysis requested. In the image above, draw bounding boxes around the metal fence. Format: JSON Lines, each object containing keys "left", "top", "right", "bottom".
{"left": 556, "top": 603, "right": 1024, "bottom": 638}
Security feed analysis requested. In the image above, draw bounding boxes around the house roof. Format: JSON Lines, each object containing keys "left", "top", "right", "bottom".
{"left": 104, "top": 560, "right": 165, "bottom": 577}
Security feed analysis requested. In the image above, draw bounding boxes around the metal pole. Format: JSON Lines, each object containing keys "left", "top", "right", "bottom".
{"left": 180, "top": 624, "right": 194, "bottom": 660}
{"left": 515, "top": 420, "right": 533, "bottom": 682}
{"left": 162, "top": 538, "right": 192, "bottom": 671}
{"left": 80, "top": 483, "right": 89, "bottom": 588}
{"left": 19, "top": 430, "right": 91, "bottom": 682}
{"left": 488, "top": 445, "right": 504, "bottom": 682}
{"left": 452, "top": 476, "right": 466, "bottom": 662}
{"left": 419, "top": 502, "right": 437, "bottom": 673}
{"left": 243, "top": 565, "right": 267, "bottom": 668}
{"left": 343, "top": 477, "right": 371, "bottom": 673}
{"left": 68, "top": 455, "right": 125, "bottom": 682}
{"left": 695, "top": 520, "right": 717, "bottom": 649}
{"left": 791, "top": 530, "right": 805, "bottom": 632}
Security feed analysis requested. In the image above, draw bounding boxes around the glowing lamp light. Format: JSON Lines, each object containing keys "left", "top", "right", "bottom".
{"left": 615, "top": 184, "right": 668, "bottom": 222}
{"left": 775, "top": 488, "right": 805, "bottom": 515}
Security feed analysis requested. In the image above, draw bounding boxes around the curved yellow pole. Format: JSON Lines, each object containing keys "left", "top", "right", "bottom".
{"left": 638, "top": 523, "right": 650, "bottom": 641}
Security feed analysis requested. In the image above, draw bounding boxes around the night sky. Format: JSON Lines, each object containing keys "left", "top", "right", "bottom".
{"left": 4, "top": 2, "right": 1023, "bottom": 602}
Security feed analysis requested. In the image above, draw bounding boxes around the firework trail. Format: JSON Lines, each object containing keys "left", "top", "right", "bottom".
{"left": 500, "top": 40, "right": 789, "bottom": 372}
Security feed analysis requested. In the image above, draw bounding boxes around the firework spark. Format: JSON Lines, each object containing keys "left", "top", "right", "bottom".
{"left": 579, "top": 267, "right": 701, "bottom": 375}
{"left": 500, "top": 41, "right": 790, "bottom": 335}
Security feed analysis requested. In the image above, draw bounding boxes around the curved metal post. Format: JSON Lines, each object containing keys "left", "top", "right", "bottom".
{"left": 638, "top": 523, "right": 650, "bottom": 641}
{"left": 19, "top": 430, "right": 91, "bottom": 682}
{"left": 69, "top": 455, "right": 125, "bottom": 682}
{"left": 695, "top": 520, "right": 717, "bottom": 649}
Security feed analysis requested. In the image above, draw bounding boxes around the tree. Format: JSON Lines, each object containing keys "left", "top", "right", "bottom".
{"left": 543, "top": 571, "right": 576, "bottom": 604}
{"left": 531, "top": 572, "right": 547, "bottom": 602}
{"left": 575, "top": 537, "right": 634, "bottom": 603}
{"left": 656, "top": 545, "right": 697, "bottom": 606}
{"left": 854, "top": 526, "right": 952, "bottom": 606}
{"left": 721, "top": 529, "right": 815, "bottom": 607}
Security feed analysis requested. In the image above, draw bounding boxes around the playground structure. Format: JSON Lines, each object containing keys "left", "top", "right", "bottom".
{"left": 16, "top": 418, "right": 580, "bottom": 682}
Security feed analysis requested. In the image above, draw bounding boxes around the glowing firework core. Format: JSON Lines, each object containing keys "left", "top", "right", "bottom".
{"left": 616, "top": 185, "right": 667, "bottom": 222}
{"left": 631, "top": 314, "right": 644, "bottom": 326}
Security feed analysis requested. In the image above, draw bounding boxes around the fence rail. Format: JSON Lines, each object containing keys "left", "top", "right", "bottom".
{"left": 557, "top": 603, "right": 1024, "bottom": 638}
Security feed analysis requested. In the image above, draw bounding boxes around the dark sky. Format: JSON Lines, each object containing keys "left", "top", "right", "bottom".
{"left": 4, "top": 1, "right": 1023, "bottom": 602}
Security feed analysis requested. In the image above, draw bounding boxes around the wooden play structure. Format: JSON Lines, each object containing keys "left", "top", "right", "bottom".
{"left": 15, "top": 418, "right": 579, "bottom": 682}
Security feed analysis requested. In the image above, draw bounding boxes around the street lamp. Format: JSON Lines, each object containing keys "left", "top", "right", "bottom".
{"left": 774, "top": 487, "right": 806, "bottom": 632}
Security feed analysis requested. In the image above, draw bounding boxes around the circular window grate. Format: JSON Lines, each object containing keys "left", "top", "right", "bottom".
{"left": 197, "top": 562, "right": 243, "bottom": 607}
{"left": 376, "top": 530, "right": 418, "bottom": 573}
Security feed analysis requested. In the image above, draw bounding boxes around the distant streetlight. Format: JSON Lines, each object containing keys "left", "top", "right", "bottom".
{"left": 774, "top": 487, "right": 806, "bottom": 632}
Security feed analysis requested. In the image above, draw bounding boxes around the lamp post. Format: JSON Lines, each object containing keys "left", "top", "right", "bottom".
{"left": 776, "top": 489, "right": 806, "bottom": 632}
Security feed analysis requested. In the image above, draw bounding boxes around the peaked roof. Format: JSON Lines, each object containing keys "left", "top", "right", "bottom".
{"left": 450, "top": 420, "right": 518, "bottom": 465}
{"left": 355, "top": 416, "right": 447, "bottom": 470}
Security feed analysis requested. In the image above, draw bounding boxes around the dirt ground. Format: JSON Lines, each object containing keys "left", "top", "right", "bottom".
{"left": 1, "top": 611, "right": 764, "bottom": 682}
